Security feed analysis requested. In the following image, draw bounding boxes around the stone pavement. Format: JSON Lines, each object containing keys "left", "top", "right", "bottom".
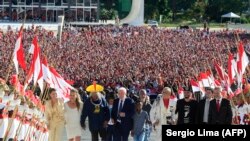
{"left": 62, "top": 121, "right": 157, "bottom": 141}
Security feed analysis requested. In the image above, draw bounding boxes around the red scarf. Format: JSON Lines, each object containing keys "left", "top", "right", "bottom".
{"left": 163, "top": 98, "right": 170, "bottom": 109}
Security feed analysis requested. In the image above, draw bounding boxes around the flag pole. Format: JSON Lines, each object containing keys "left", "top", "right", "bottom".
{"left": 41, "top": 83, "right": 49, "bottom": 103}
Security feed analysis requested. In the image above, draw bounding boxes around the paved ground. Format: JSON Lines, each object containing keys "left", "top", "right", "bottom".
{"left": 62, "top": 120, "right": 157, "bottom": 141}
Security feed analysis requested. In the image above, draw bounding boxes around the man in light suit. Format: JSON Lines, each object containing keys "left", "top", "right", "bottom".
{"left": 111, "top": 87, "right": 135, "bottom": 141}
{"left": 208, "top": 87, "right": 232, "bottom": 124}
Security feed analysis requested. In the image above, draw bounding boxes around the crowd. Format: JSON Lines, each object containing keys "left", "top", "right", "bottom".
{"left": 0, "top": 25, "right": 250, "bottom": 141}
{"left": 1, "top": 26, "right": 250, "bottom": 94}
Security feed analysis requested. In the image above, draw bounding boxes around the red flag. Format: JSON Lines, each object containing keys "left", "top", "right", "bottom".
{"left": 214, "top": 61, "right": 225, "bottom": 80}
{"left": 13, "top": 27, "right": 26, "bottom": 74}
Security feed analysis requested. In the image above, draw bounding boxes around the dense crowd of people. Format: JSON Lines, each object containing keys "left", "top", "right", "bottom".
{"left": 1, "top": 26, "right": 250, "bottom": 94}
{"left": 0, "top": 25, "right": 250, "bottom": 141}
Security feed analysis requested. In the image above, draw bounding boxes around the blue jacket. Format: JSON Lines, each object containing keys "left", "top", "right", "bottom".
{"left": 80, "top": 97, "right": 110, "bottom": 132}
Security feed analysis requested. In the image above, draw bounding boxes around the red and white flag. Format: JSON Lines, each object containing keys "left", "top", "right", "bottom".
{"left": 206, "top": 70, "right": 216, "bottom": 88}
{"left": 24, "top": 36, "right": 43, "bottom": 91}
{"left": 197, "top": 76, "right": 205, "bottom": 97}
{"left": 49, "top": 67, "right": 75, "bottom": 101}
{"left": 41, "top": 57, "right": 53, "bottom": 85}
{"left": 13, "top": 27, "right": 26, "bottom": 74}
{"left": 214, "top": 61, "right": 225, "bottom": 81}
{"left": 214, "top": 79, "right": 221, "bottom": 87}
{"left": 228, "top": 52, "right": 237, "bottom": 85}
{"left": 199, "top": 72, "right": 210, "bottom": 87}
{"left": 236, "top": 42, "right": 249, "bottom": 89}
{"left": 177, "top": 85, "right": 184, "bottom": 99}
{"left": 190, "top": 79, "right": 200, "bottom": 92}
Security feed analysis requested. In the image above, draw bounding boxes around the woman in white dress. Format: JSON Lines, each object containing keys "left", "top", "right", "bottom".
{"left": 64, "top": 89, "right": 83, "bottom": 141}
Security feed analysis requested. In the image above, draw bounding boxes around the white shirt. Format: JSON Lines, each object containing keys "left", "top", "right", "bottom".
{"left": 216, "top": 97, "right": 222, "bottom": 105}
{"left": 203, "top": 99, "right": 211, "bottom": 123}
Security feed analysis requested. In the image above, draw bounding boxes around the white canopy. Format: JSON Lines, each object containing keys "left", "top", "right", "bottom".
{"left": 221, "top": 12, "right": 240, "bottom": 18}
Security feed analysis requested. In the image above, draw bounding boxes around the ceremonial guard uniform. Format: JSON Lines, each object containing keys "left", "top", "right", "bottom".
{"left": 0, "top": 94, "right": 14, "bottom": 139}
{"left": 6, "top": 98, "right": 21, "bottom": 140}
{"left": 17, "top": 104, "right": 29, "bottom": 141}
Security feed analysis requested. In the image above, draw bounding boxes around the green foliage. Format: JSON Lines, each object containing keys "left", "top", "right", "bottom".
{"left": 241, "top": 17, "right": 249, "bottom": 23}
{"left": 205, "top": 0, "right": 249, "bottom": 21}
{"left": 100, "top": 0, "right": 249, "bottom": 23}
{"left": 187, "top": 1, "right": 206, "bottom": 22}
{"left": 100, "top": 8, "right": 118, "bottom": 20}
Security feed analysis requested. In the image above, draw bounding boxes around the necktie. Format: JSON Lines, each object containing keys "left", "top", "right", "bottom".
{"left": 118, "top": 100, "right": 123, "bottom": 113}
{"left": 216, "top": 100, "right": 220, "bottom": 112}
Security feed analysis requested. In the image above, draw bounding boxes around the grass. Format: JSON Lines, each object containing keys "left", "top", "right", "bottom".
{"left": 159, "top": 22, "right": 227, "bottom": 28}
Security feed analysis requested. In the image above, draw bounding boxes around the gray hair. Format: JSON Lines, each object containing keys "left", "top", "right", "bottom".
{"left": 214, "top": 87, "right": 222, "bottom": 92}
{"left": 139, "top": 89, "right": 147, "bottom": 95}
{"left": 162, "top": 87, "right": 172, "bottom": 93}
{"left": 118, "top": 87, "right": 127, "bottom": 94}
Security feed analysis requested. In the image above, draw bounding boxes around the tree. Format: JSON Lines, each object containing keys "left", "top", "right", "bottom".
{"left": 188, "top": 0, "right": 206, "bottom": 22}
{"left": 168, "top": 0, "right": 196, "bottom": 21}
{"left": 158, "top": 0, "right": 170, "bottom": 15}
{"left": 206, "top": 0, "right": 248, "bottom": 21}
{"left": 144, "top": 0, "right": 160, "bottom": 21}
{"left": 100, "top": 8, "right": 109, "bottom": 22}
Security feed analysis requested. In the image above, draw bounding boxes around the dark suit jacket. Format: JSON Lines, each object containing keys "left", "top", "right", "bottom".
{"left": 208, "top": 98, "right": 232, "bottom": 124}
{"left": 111, "top": 97, "right": 135, "bottom": 130}
{"left": 197, "top": 99, "right": 206, "bottom": 124}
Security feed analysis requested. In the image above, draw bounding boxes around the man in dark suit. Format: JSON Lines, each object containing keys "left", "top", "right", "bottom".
{"left": 111, "top": 87, "right": 135, "bottom": 141}
{"left": 208, "top": 87, "right": 232, "bottom": 124}
{"left": 197, "top": 87, "right": 213, "bottom": 124}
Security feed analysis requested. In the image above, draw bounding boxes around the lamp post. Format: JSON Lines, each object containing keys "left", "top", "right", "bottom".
{"left": 97, "top": 0, "right": 100, "bottom": 22}
{"left": 247, "top": 0, "right": 250, "bottom": 14}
